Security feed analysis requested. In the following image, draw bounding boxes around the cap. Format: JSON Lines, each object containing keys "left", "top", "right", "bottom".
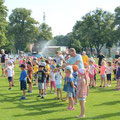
{"left": 19, "top": 64, "right": 25, "bottom": 68}
{"left": 65, "top": 66, "right": 73, "bottom": 73}
{"left": 50, "top": 64, "right": 55, "bottom": 70}
{"left": 56, "top": 64, "right": 61, "bottom": 68}
{"left": 33, "top": 57, "right": 38, "bottom": 60}
{"left": 39, "top": 62, "right": 46, "bottom": 67}
{"left": 8, "top": 60, "right": 13, "bottom": 64}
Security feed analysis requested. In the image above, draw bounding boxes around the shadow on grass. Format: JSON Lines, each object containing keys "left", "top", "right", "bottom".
{"left": 94, "top": 100, "right": 120, "bottom": 106}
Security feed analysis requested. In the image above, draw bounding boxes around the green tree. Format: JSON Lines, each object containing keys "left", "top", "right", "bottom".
{"left": 0, "top": 0, "right": 8, "bottom": 47}
{"left": 8, "top": 8, "right": 39, "bottom": 51}
{"left": 37, "top": 23, "right": 53, "bottom": 41}
{"left": 72, "top": 9, "right": 114, "bottom": 54}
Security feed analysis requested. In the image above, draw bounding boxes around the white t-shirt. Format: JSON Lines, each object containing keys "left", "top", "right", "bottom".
{"left": 55, "top": 55, "right": 64, "bottom": 65}
{"left": 106, "top": 66, "right": 112, "bottom": 74}
{"left": 89, "top": 64, "right": 95, "bottom": 75}
{"left": 49, "top": 70, "right": 55, "bottom": 81}
{"left": 55, "top": 71, "right": 62, "bottom": 84}
{"left": 7, "top": 66, "right": 13, "bottom": 77}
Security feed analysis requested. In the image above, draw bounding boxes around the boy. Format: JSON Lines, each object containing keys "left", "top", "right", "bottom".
{"left": 37, "top": 64, "right": 46, "bottom": 99}
{"left": 19, "top": 64, "right": 27, "bottom": 100}
{"left": 4, "top": 60, "right": 13, "bottom": 90}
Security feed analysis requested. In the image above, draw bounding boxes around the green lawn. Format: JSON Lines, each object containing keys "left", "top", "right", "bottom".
{"left": 0, "top": 64, "right": 120, "bottom": 120}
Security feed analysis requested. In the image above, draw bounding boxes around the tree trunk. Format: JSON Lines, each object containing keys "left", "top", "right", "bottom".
{"left": 108, "top": 47, "right": 111, "bottom": 57}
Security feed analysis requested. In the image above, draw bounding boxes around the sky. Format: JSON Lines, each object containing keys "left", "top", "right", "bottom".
{"left": 4, "top": 0, "right": 120, "bottom": 36}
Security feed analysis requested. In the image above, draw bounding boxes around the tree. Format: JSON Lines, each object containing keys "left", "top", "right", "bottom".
{"left": 0, "top": 0, "right": 8, "bottom": 47}
{"left": 37, "top": 23, "right": 53, "bottom": 41}
{"left": 72, "top": 8, "right": 115, "bottom": 54}
{"left": 8, "top": 8, "right": 40, "bottom": 51}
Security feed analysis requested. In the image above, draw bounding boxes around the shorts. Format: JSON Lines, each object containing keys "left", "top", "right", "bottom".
{"left": 38, "top": 83, "right": 44, "bottom": 89}
{"left": 67, "top": 92, "right": 73, "bottom": 97}
{"left": 46, "top": 75, "right": 49, "bottom": 83}
{"left": 89, "top": 73, "right": 94, "bottom": 78}
{"left": 27, "top": 78, "right": 32, "bottom": 84}
{"left": 20, "top": 81, "right": 27, "bottom": 90}
{"left": 51, "top": 81, "right": 55, "bottom": 88}
{"left": 1, "top": 63, "right": 5, "bottom": 69}
{"left": 101, "top": 74, "right": 106, "bottom": 78}
{"left": 107, "top": 74, "right": 111, "bottom": 81}
{"left": 113, "top": 69, "right": 116, "bottom": 75}
{"left": 55, "top": 84, "right": 61, "bottom": 89}
{"left": 78, "top": 97, "right": 86, "bottom": 101}
{"left": 34, "top": 74, "right": 37, "bottom": 79}
{"left": 73, "top": 87, "right": 77, "bottom": 98}
{"left": 8, "top": 77, "right": 13, "bottom": 82}
{"left": 94, "top": 74, "right": 96, "bottom": 81}
{"left": 44, "top": 79, "right": 46, "bottom": 84}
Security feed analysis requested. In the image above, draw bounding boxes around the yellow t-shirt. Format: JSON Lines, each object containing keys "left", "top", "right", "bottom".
{"left": 33, "top": 65, "right": 38, "bottom": 73}
{"left": 82, "top": 55, "right": 88, "bottom": 64}
{"left": 45, "top": 64, "right": 50, "bottom": 74}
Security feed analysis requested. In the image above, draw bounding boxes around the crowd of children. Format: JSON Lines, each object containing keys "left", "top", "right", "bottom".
{"left": 2, "top": 51, "right": 120, "bottom": 118}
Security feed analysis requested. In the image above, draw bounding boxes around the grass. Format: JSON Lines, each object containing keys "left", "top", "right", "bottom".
{"left": 0, "top": 64, "right": 120, "bottom": 120}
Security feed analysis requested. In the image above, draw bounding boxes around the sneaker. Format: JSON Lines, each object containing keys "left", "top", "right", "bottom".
{"left": 8, "top": 88, "right": 11, "bottom": 90}
{"left": 41, "top": 96, "right": 44, "bottom": 99}
{"left": 28, "top": 90, "right": 32, "bottom": 93}
{"left": 33, "top": 84, "right": 37, "bottom": 86}
{"left": 20, "top": 96, "right": 26, "bottom": 100}
{"left": 37, "top": 95, "right": 41, "bottom": 97}
{"left": 103, "top": 86, "right": 105, "bottom": 88}
{"left": 12, "top": 84, "right": 14, "bottom": 87}
{"left": 70, "top": 107, "right": 75, "bottom": 110}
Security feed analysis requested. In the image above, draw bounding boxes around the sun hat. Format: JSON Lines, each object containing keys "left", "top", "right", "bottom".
{"left": 65, "top": 66, "right": 73, "bottom": 73}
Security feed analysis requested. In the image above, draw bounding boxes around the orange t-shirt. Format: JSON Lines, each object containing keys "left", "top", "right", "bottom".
{"left": 100, "top": 65, "right": 106, "bottom": 75}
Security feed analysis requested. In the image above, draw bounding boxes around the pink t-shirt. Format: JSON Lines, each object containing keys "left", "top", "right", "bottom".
{"left": 100, "top": 65, "right": 106, "bottom": 75}
{"left": 19, "top": 59, "right": 23, "bottom": 65}
{"left": 94, "top": 64, "right": 98, "bottom": 74}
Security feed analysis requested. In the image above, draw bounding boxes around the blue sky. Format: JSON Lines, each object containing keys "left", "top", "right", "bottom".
{"left": 4, "top": 0, "right": 120, "bottom": 36}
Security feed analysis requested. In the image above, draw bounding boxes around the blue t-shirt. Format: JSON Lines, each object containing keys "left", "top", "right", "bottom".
{"left": 20, "top": 70, "right": 27, "bottom": 81}
{"left": 67, "top": 54, "right": 84, "bottom": 69}
{"left": 63, "top": 77, "right": 74, "bottom": 93}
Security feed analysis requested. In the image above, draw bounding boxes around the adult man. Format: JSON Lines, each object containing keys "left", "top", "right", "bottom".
{"left": 97, "top": 52, "right": 105, "bottom": 66}
{"left": 82, "top": 51, "right": 89, "bottom": 64}
{"left": 1, "top": 49, "right": 6, "bottom": 76}
{"left": 66, "top": 48, "right": 84, "bottom": 69}
{"left": 115, "top": 51, "right": 120, "bottom": 59}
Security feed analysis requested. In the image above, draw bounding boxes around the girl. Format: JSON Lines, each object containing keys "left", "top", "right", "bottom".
{"left": 77, "top": 68, "right": 88, "bottom": 118}
{"left": 55, "top": 66, "right": 63, "bottom": 100}
{"left": 99, "top": 61, "right": 106, "bottom": 88}
{"left": 27, "top": 61, "right": 33, "bottom": 93}
{"left": 45, "top": 60, "right": 50, "bottom": 89}
{"left": 106, "top": 61, "right": 112, "bottom": 87}
{"left": 49, "top": 64, "right": 56, "bottom": 93}
{"left": 63, "top": 66, "right": 75, "bottom": 110}
{"left": 89, "top": 59, "right": 95, "bottom": 87}
{"left": 33, "top": 61, "right": 38, "bottom": 86}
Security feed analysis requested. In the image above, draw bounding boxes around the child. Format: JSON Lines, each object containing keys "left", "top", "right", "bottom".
{"left": 113, "top": 60, "right": 118, "bottom": 80}
{"left": 55, "top": 65, "right": 63, "bottom": 100}
{"left": 4, "top": 57, "right": 9, "bottom": 77}
{"left": 63, "top": 66, "right": 75, "bottom": 110}
{"left": 33, "top": 61, "right": 38, "bottom": 86}
{"left": 19, "top": 64, "right": 27, "bottom": 100}
{"left": 116, "top": 62, "right": 120, "bottom": 90}
{"left": 37, "top": 65, "right": 46, "bottom": 99}
{"left": 106, "top": 61, "right": 112, "bottom": 87}
{"left": 72, "top": 65, "right": 78, "bottom": 104}
{"left": 99, "top": 61, "right": 106, "bottom": 88}
{"left": 27, "top": 61, "right": 33, "bottom": 93}
{"left": 23, "top": 59, "right": 27, "bottom": 70}
{"left": 89, "top": 59, "right": 95, "bottom": 87}
{"left": 77, "top": 68, "right": 88, "bottom": 118}
{"left": 4, "top": 60, "right": 13, "bottom": 90}
{"left": 45, "top": 60, "right": 50, "bottom": 89}
{"left": 49, "top": 64, "right": 56, "bottom": 93}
